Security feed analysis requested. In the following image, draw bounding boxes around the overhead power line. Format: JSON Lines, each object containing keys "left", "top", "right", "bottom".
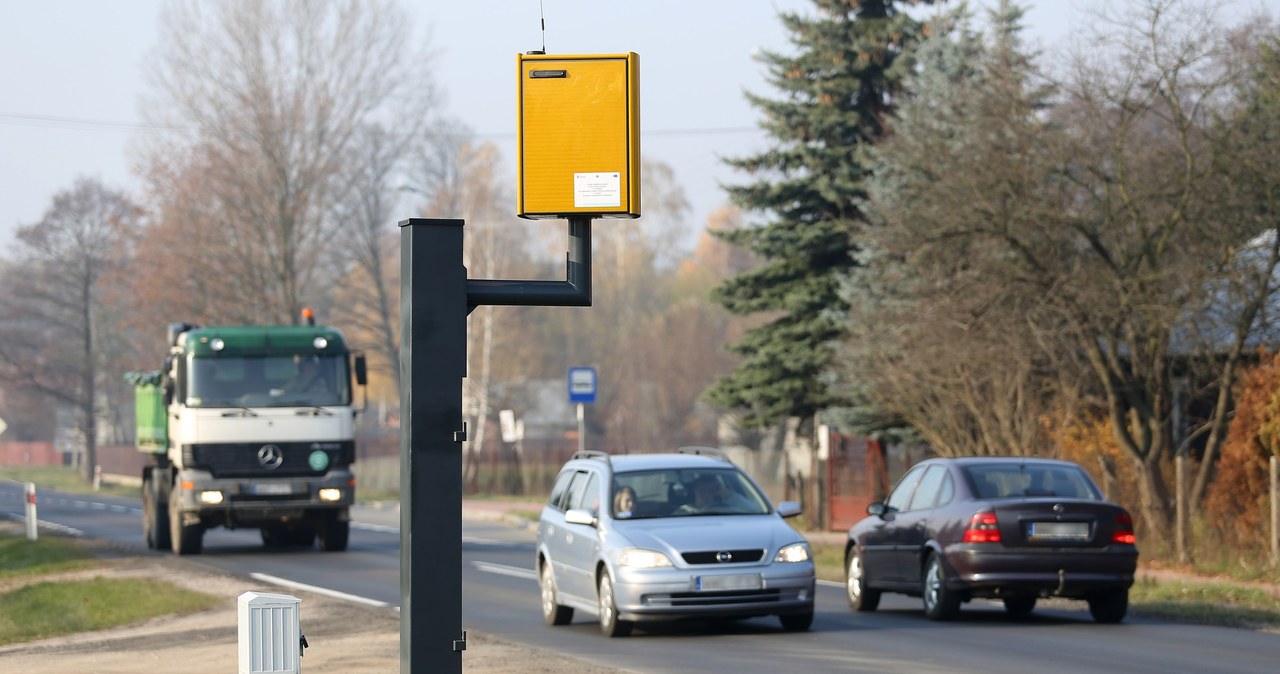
{"left": 0, "top": 111, "right": 185, "bottom": 133}
{"left": 0, "top": 111, "right": 757, "bottom": 138}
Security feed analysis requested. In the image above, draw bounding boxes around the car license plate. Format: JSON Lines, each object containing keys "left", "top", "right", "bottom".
{"left": 695, "top": 573, "right": 762, "bottom": 592}
{"left": 251, "top": 483, "right": 294, "bottom": 496}
{"left": 1027, "top": 521, "right": 1089, "bottom": 541}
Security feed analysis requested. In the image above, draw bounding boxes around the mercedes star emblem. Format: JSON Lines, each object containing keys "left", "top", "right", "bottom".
{"left": 258, "top": 444, "right": 284, "bottom": 469}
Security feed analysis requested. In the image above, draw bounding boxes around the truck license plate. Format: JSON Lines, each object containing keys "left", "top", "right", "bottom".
{"left": 251, "top": 483, "right": 294, "bottom": 496}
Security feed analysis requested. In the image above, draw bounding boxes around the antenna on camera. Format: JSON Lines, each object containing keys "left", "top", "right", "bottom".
{"left": 535, "top": 0, "right": 545, "bottom": 54}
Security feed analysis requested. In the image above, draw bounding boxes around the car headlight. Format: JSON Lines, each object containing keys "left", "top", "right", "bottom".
{"left": 617, "top": 548, "right": 673, "bottom": 568}
{"left": 775, "top": 542, "right": 811, "bottom": 563}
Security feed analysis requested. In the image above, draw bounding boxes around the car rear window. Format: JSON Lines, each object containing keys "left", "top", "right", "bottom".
{"left": 963, "top": 463, "right": 1102, "bottom": 500}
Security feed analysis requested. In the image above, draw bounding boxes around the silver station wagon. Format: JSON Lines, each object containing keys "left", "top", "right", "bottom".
{"left": 536, "top": 448, "right": 816, "bottom": 636}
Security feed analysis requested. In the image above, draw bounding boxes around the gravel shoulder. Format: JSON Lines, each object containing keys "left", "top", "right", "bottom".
{"left": 0, "top": 522, "right": 624, "bottom": 674}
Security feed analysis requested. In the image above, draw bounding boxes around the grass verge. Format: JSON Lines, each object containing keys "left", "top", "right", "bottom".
{"left": 811, "top": 541, "right": 845, "bottom": 582}
{"left": 1128, "top": 576, "right": 1280, "bottom": 629}
{"left": 0, "top": 532, "right": 100, "bottom": 579}
{"left": 0, "top": 464, "right": 135, "bottom": 499}
{"left": 0, "top": 532, "right": 220, "bottom": 647}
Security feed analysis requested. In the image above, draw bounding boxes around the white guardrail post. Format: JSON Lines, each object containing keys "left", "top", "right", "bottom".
{"left": 24, "top": 482, "right": 36, "bottom": 541}
{"left": 238, "top": 591, "right": 306, "bottom": 674}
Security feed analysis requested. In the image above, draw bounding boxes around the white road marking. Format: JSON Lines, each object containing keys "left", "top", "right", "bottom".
{"left": 351, "top": 522, "right": 397, "bottom": 534}
{"left": 471, "top": 561, "right": 537, "bottom": 581}
{"left": 249, "top": 572, "right": 392, "bottom": 608}
{"left": 2, "top": 513, "right": 84, "bottom": 536}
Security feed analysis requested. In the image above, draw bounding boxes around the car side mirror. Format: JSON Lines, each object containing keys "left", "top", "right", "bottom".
{"left": 776, "top": 501, "right": 803, "bottom": 519}
{"left": 564, "top": 508, "right": 597, "bottom": 527}
{"left": 867, "top": 502, "right": 887, "bottom": 518}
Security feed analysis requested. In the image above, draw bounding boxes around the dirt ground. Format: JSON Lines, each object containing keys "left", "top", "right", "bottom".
{"left": 0, "top": 528, "right": 624, "bottom": 674}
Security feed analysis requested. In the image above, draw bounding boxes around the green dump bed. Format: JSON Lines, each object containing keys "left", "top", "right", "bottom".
{"left": 125, "top": 370, "right": 167, "bottom": 453}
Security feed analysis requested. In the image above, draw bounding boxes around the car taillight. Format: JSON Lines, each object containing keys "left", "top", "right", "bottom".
{"left": 963, "top": 511, "right": 1002, "bottom": 543}
{"left": 1112, "top": 511, "right": 1136, "bottom": 545}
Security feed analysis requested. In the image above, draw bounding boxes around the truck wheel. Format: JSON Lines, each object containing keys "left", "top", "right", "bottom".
{"left": 169, "top": 490, "right": 204, "bottom": 555}
{"left": 142, "top": 476, "right": 171, "bottom": 551}
{"left": 318, "top": 519, "right": 349, "bottom": 552}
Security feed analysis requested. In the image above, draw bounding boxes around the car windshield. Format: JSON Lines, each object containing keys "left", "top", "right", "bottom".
{"left": 962, "top": 463, "right": 1102, "bottom": 500}
{"left": 611, "top": 468, "right": 771, "bottom": 519}
{"left": 186, "top": 354, "right": 350, "bottom": 408}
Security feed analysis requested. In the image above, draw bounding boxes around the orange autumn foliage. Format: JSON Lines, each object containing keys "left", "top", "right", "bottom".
{"left": 1203, "top": 350, "right": 1279, "bottom": 554}
{"left": 1048, "top": 412, "right": 1143, "bottom": 520}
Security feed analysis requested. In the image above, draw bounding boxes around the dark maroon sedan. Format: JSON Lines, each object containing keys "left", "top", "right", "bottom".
{"left": 844, "top": 457, "right": 1138, "bottom": 622}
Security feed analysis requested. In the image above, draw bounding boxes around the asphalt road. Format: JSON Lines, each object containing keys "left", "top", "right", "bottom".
{"left": 4, "top": 479, "right": 1280, "bottom": 674}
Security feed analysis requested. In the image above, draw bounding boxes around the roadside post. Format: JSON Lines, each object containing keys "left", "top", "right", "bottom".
{"left": 1272, "top": 455, "right": 1278, "bottom": 565}
{"left": 25, "top": 482, "right": 37, "bottom": 541}
{"left": 399, "top": 50, "right": 639, "bottom": 673}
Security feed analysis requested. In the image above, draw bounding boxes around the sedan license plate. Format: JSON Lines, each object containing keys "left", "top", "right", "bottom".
{"left": 251, "top": 483, "right": 294, "bottom": 496}
{"left": 1027, "top": 521, "right": 1090, "bottom": 541}
{"left": 695, "top": 573, "right": 762, "bottom": 592}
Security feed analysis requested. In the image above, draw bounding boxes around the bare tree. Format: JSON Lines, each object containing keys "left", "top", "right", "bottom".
{"left": 0, "top": 178, "right": 141, "bottom": 480}
{"left": 852, "top": 0, "right": 1277, "bottom": 540}
{"left": 404, "top": 123, "right": 530, "bottom": 489}
{"left": 844, "top": 1, "right": 1069, "bottom": 457}
{"left": 136, "top": 0, "right": 435, "bottom": 325}
{"left": 1048, "top": 0, "right": 1275, "bottom": 534}
{"left": 1184, "top": 19, "right": 1280, "bottom": 508}
{"left": 328, "top": 123, "right": 410, "bottom": 401}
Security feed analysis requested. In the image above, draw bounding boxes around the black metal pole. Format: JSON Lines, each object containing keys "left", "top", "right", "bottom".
{"left": 399, "top": 215, "right": 592, "bottom": 673}
{"left": 399, "top": 218, "right": 467, "bottom": 674}
{"left": 467, "top": 216, "right": 592, "bottom": 308}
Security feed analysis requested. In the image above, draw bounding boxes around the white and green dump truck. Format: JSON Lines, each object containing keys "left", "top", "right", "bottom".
{"left": 126, "top": 317, "right": 367, "bottom": 555}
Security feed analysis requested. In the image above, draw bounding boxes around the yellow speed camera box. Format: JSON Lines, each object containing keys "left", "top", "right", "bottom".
{"left": 517, "top": 52, "right": 640, "bottom": 219}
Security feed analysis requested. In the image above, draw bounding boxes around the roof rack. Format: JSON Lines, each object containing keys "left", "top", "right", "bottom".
{"left": 571, "top": 450, "right": 612, "bottom": 466}
{"left": 676, "top": 446, "right": 730, "bottom": 462}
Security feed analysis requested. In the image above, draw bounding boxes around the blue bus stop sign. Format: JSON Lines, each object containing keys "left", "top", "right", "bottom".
{"left": 568, "top": 367, "right": 597, "bottom": 404}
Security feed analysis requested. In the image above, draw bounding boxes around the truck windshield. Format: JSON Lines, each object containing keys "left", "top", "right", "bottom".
{"left": 186, "top": 354, "right": 350, "bottom": 408}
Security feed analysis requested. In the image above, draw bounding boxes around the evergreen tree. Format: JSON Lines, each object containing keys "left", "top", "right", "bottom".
{"left": 706, "top": 0, "right": 935, "bottom": 429}
{"left": 835, "top": 1, "right": 1066, "bottom": 454}
{"left": 829, "top": 1, "right": 984, "bottom": 443}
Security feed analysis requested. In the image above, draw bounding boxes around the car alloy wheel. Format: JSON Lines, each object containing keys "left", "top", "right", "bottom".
{"left": 597, "top": 570, "right": 632, "bottom": 637}
{"left": 540, "top": 563, "right": 573, "bottom": 626}
{"left": 922, "top": 553, "right": 959, "bottom": 620}
{"left": 845, "top": 547, "right": 880, "bottom": 611}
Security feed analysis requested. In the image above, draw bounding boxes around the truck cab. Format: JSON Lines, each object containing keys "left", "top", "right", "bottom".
{"left": 133, "top": 320, "right": 367, "bottom": 555}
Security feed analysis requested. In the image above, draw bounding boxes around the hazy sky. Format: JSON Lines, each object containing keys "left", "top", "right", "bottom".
{"left": 0, "top": 1, "right": 1272, "bottom": 253}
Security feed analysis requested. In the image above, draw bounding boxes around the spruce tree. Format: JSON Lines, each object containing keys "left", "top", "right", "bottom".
{"left": 706, "top": 0, "right": 934, "bottom": 429}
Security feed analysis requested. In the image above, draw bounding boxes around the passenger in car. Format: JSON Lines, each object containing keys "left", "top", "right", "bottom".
{"left": 614, "top": 486, "right": 637, "bottom": 518}
{"left": 689, "top": 475, "right": 724, "bottom": 511}
{"left": 680, "top": 475, "right": 753, "bottom": 513}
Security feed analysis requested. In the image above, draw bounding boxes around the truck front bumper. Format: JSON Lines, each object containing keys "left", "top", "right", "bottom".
{"left": 173, "top": 468, "right": 354, "bottom": 528}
